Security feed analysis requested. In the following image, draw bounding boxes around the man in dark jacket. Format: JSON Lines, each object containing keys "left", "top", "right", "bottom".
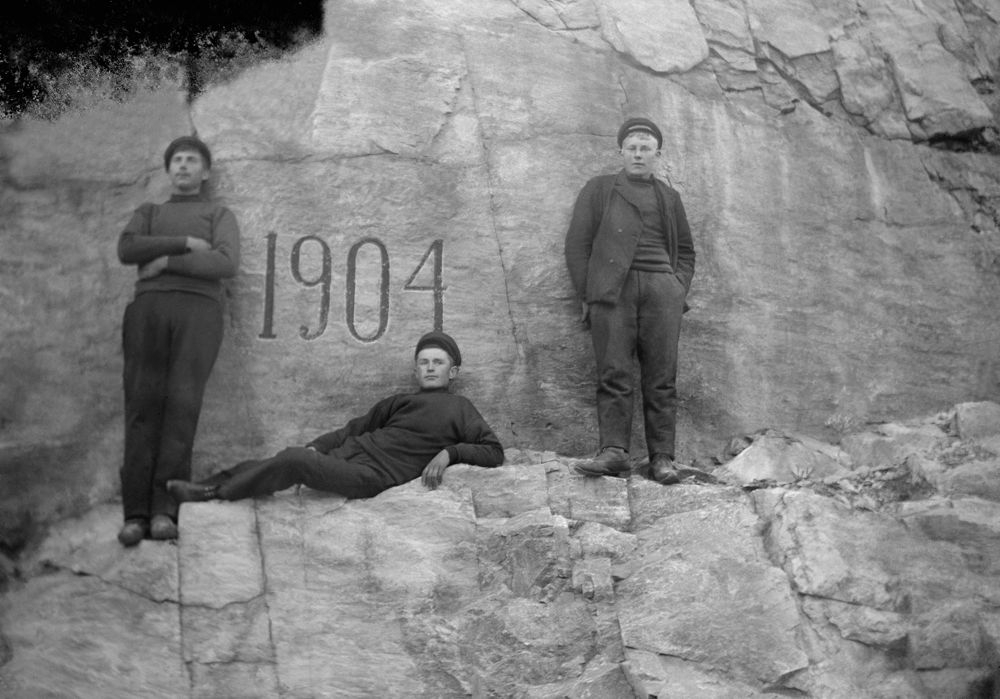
{"left": 166, "top": 331, "right": 504, "bottom": 506}
{"left": 565, "top": 117, "right": 695, "bottom": 484}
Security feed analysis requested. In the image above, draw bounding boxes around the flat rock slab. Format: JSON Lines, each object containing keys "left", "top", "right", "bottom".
{"left": 0, "top": 573, "right": 185, "bottom": 699}
{"left": 616, "top": 498, "right": 808, "bottom": 686}
{"left": 5, "top": 422, "right": 1000, "bottom": 697}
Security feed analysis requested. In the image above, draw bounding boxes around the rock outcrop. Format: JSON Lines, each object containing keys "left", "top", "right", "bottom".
{"left": 3, "top": 401, "right": 998, "bottom": 697}
{"left": 2, "top": 5, "right": 1000, "bottom": 687}
{"left": 2, "top": 0, "right": 1000, "bottom": 551}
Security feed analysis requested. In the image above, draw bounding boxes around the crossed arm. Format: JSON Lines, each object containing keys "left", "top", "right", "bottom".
{"left": 138, "top": 237, "right": 210, "bottom": 278}
{"left": 117, "top": 204, "right": 240, "bottom": 280}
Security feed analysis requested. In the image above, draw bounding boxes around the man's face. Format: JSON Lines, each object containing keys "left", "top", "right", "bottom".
{"left": 168, "top": 149, "right": 209, "bottom": 194}
{"left": 414, "top": 347, "right": 458, "bottom": 389}
{"left": 620, "top": 132, "right": 660, "bottom": 178}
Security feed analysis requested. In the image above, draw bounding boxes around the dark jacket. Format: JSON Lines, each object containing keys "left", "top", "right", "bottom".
{"left": 565, "top": 170, "right": 695, "bottom": 304}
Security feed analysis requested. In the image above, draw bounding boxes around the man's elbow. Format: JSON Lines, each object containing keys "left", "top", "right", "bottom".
{"left": 214, "top": 253, "right": 240, "bottom": 278}
{"left": 117, "top": 242, "right": 137, "bottom": 264}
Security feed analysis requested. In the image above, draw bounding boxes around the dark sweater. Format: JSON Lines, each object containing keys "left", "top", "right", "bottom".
{"left": 117, "top": 193, "right": 240, "bottom": 303}
{"left": 624, "top": 174, "right": 673, "bottom": 273}
{"left": 306, "top": 389, "right": 504, "bottom": 485}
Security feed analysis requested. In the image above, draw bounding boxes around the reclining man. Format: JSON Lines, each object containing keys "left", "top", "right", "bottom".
{"left": 168, "top": 331, "right": 504, "bottom": 504}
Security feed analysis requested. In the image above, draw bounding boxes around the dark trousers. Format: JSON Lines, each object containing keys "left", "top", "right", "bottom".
{"left": 121, "top": 292, "right": 223, "bottom": 521}
{"left": 588, "top": 269, "right": 686, "bottom": 458}
{"left": 200, "top": 445, "right": 390, "bottom": 500}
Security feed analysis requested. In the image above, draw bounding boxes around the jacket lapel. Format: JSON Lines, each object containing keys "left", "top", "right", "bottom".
{"left": 611, "top": 170, "right": 643, "bottom": 212}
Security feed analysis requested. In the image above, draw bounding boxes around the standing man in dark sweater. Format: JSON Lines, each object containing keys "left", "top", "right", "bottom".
{"left": 166, "top": 331, "right": 504, "bottom": 505}
{"left": 565, "top": 117, "right": 695, "bottom": 484}
{"left": 116, "top": 136, "right": 240, "bottom": 545}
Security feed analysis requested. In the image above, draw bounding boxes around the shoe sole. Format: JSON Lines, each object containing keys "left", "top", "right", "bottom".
{"left": 117, "top": 529, "right": 146, "bottom": 546}
{"left": 573, "top": 463, "right": 631, "bottom": 477}
{"left": 653, "top": 467, "right": 718, "bottom": 485}
{"left": 150, "top": 527, "right": 178, "bottom": 540}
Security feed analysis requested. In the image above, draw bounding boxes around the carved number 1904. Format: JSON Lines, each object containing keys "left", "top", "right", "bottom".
{"left": 259, "top": 233, "right": 445, "bottom": 343}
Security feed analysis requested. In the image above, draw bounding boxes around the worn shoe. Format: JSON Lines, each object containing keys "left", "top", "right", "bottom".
{"left": 649, "top": 454, "right": 681, "bottom": 485}
{"left": 574, "top": 447, "right": 631, "bottom": 477}
{"left": 167, "top": 479, "right": 218, "bottom": 503}
{"left": 117, "top": 519, "right": 148, "bottom": 547}
{"left": 150, "top": 514, "right": 178, "bottom": 540}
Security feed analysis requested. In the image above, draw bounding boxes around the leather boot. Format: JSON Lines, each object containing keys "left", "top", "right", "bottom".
{"left": 117, "top": 518, "right": 148, "bottom": 547}
{"left": 649, "top": 454, "right": 680, "bottom": 485}
{"left": 574, "top": 447, "right": 631, "bottom": 477}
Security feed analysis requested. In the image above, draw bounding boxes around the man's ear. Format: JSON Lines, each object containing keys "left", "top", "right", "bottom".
{"left": 449, "top": 365, "right": 460, "bottom": 379}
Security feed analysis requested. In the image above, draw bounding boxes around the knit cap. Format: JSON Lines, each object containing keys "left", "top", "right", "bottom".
{"left": 414, "top": 331, "right": 462, "bottom": 366}
{"left": 163, "top": 136, "right": 212, "bottom": 170}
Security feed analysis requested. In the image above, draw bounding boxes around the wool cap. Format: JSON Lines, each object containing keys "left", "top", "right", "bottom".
{"left": 617, "top": 117, "right": 662, "bottom": 149}
{"left": 163, "top": 136, "right": 212, "bottom": 171}
{"left": 415, "top": 330, "right": 462, "bottom": 366}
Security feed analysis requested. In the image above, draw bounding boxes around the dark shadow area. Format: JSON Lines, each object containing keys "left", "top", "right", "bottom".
{"left": 928, "top": 125, "right": 1000, "bottom": 155}
{"left": 1, "top": 0, "right": 324, "bottom": 118}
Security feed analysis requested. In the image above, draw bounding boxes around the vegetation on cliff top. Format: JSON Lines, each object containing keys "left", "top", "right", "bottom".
{"left": 1, "top": 0, "right": 323, "bottom": 119}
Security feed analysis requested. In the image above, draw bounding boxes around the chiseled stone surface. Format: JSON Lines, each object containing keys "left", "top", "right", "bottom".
{"left": 0, "top": 574, "right": 186, "bottom": 699}
{"left": 443, "top": 462, "right": 550, "bottom": 518}
{"left": 5, "top": 404, "right": 1000, "bottom": 697}
{"left": 178, "top": 502, "right": 263, "bottom": 607}
{"left": 954, "top": 400, "right": 1000, "bottom": 442}
{"left": 618, "top": 499, "right": 808, "bottom": 686}
{"left": 27, "top": 503, "right": 180, "bottom": 603}
{"left": 3, "top": 0, "right": 1000, "bottom": 550}
{"left": 595, "top": 0, "right": 709, "bottom": 73}
{"left": 623, "top": 649, "right": 768, "bottom": 698}
{"left": 3, "top": 0, "right": 1000, "bottom": 689}
{"left": 753, "top": 484, "right": 1000, "bottom": 696}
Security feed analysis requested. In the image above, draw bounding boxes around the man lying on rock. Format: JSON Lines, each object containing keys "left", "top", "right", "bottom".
{"left": 167, "top": 331, "right": 504, "bottom": 506}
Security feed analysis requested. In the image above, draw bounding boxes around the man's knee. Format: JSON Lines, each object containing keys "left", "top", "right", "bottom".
{"left": 272, "top": 447, "right": 322, "bottom": 478}
{"left": 275, "top": 446, "right": 315, "bottom": 461}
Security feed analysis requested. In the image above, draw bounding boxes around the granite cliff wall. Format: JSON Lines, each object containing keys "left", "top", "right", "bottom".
{"left": 2, "top": 0, "right": 1000, "bottom": 545}
{"left": 3, "top": 402, "right": 999, "bottom": 697}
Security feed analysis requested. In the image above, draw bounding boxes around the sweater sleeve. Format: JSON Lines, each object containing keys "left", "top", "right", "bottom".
{"left": 165, "top": 206, "right": 240, "bottom": 280}
{"left": 444, "top": 401, "right": 505, "bottom": 468}
{"left": 306, "top": 396, "right": 396, "bottom": 454}
{"left": 117, "top": 204, "right": 188, "bottom": 265}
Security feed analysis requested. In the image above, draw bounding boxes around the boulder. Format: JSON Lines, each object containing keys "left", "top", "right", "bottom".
{"left": 714, "top": 429, "right": 852, "bottom": 485}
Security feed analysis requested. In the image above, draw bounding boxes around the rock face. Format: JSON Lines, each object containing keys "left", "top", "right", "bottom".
{"left": 2, "top": 0, "right": 1000, "bottom": 564}
{"left": 3, "top": 401, "right": 999, "bottom": 697}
